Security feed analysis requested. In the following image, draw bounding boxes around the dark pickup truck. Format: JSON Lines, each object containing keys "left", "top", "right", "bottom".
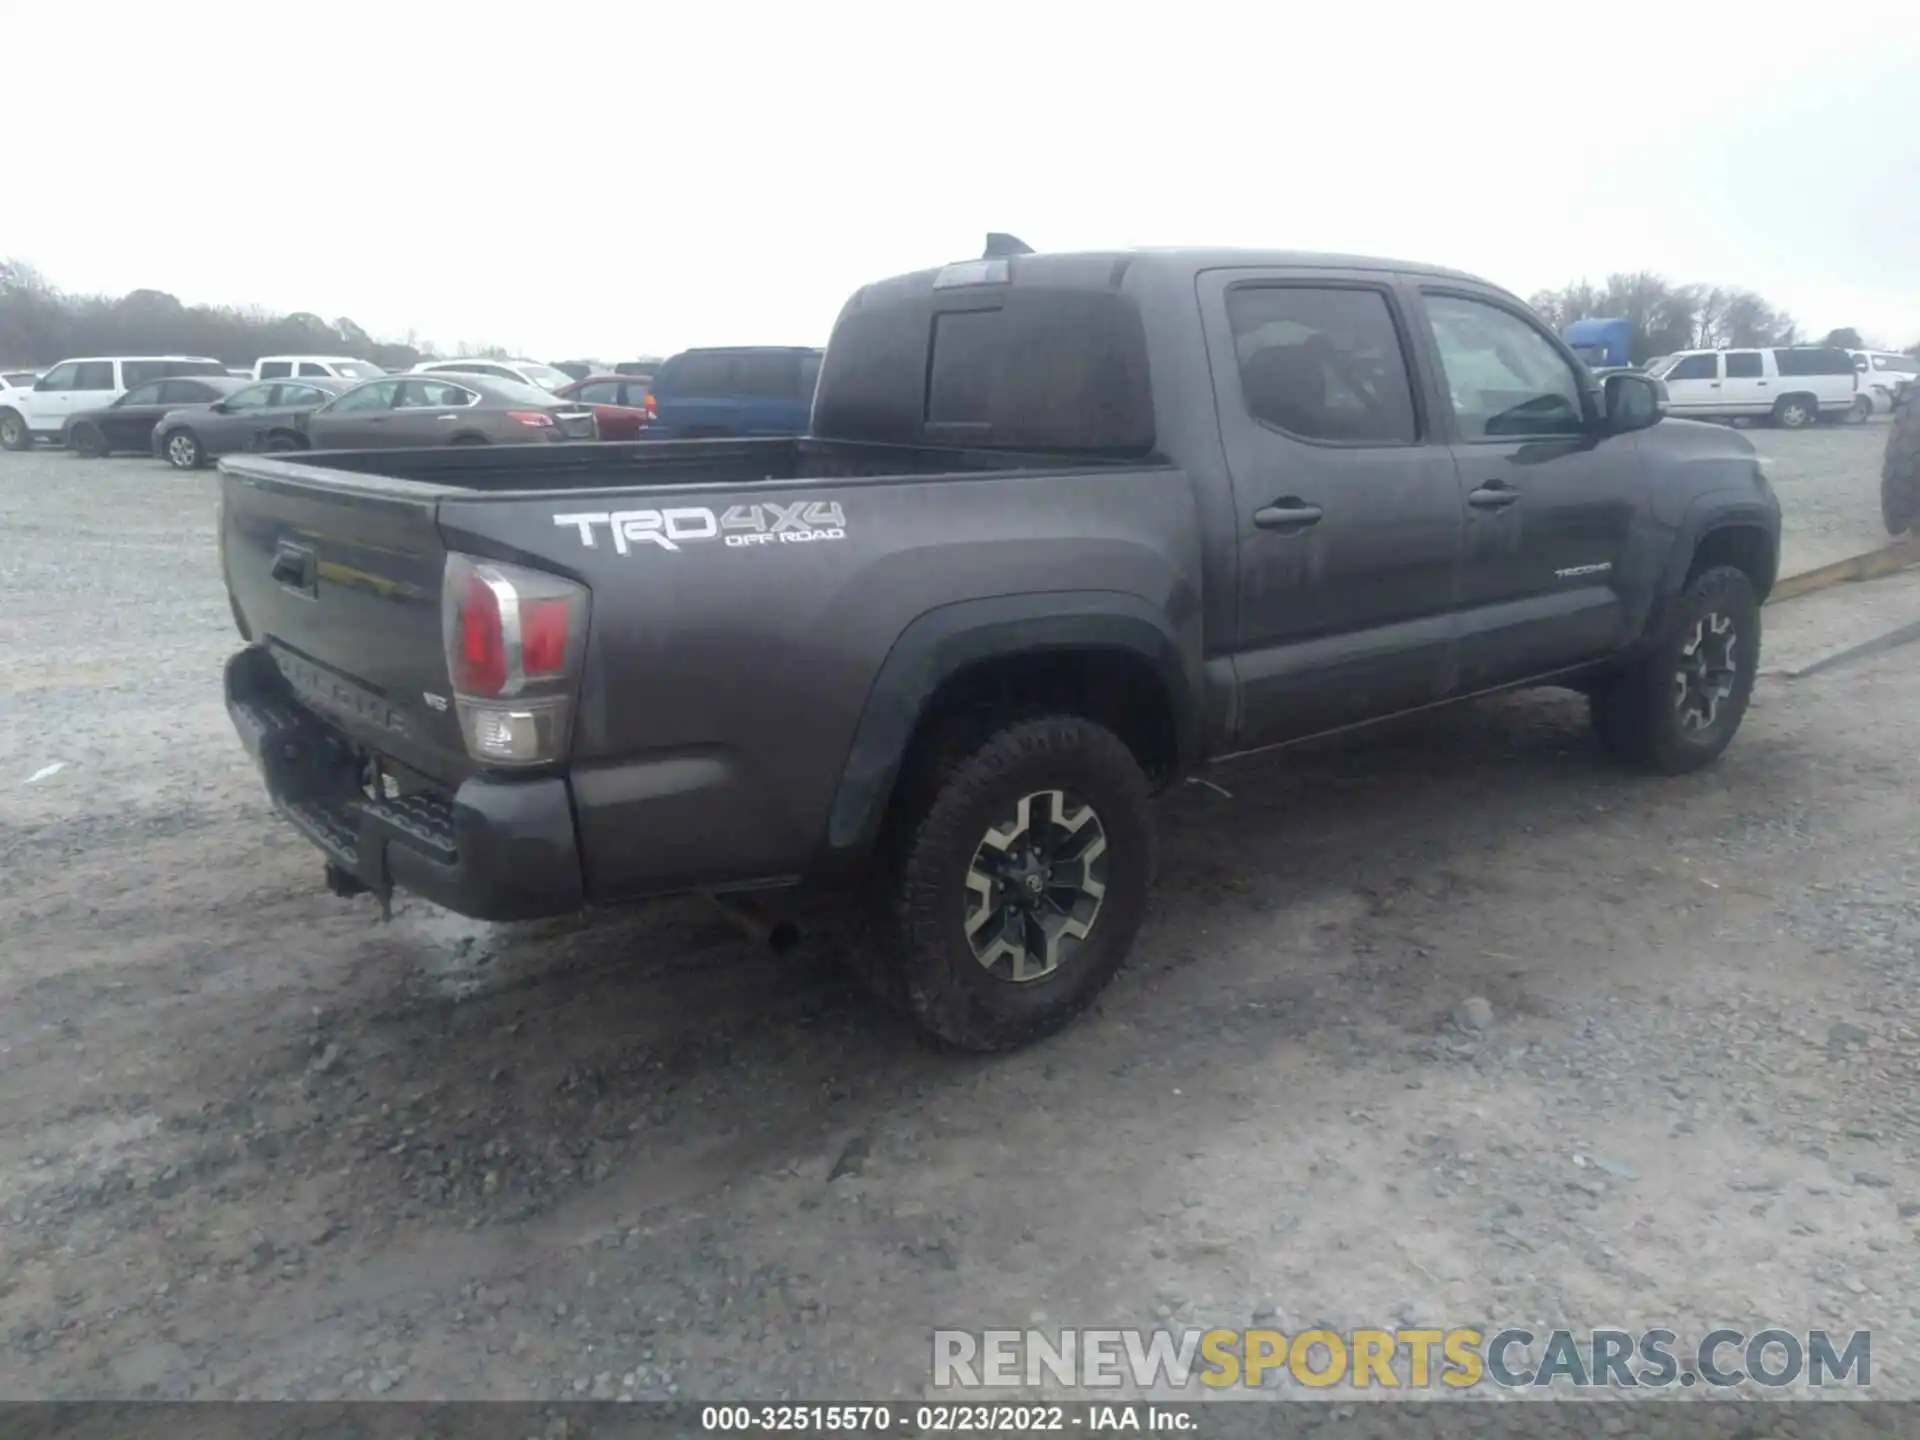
{"left": 220, "top": 240, "right": 1781, "bottom": 1051}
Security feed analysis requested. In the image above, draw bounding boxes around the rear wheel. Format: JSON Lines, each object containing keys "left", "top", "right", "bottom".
{"left": 1772, "top": 395, "right": 1816, "bottom": 429}
{"left": 1849, "top": 394, "right": 1873, "bottom": 423}
{"left": 1590, "top": 564, "right": 1760, "bottom": 774}
{"left": 883, "top": 715, "right": 1153, "bottom": 1051}
{"left": 71, "top": 423, "right": 108, "bottom": 457}
{"left": 163, "top": 428, "right": 203, "bottom": 469}
{"left": 0, "top": 409, "right": 27, "bottom": 451}
{"left": 260, "top": 431, "right": 303, "bottom": 453}
{"left": 448, "top": 433, "right": 490, "bottom": 446}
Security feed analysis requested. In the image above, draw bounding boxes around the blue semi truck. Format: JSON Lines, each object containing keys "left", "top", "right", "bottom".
{"left": 1562, "top": 317, "right": 1633, "bottom": 373}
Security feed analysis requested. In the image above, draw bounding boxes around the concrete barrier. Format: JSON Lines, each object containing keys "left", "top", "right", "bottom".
{"left": 1769, "top": 537, "right": 1920, "bottom": 604}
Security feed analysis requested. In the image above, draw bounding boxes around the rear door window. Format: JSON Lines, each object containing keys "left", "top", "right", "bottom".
{"left": 156, "top": 380, "right": 216, "bottom": 403}
{"left": 74, "top": 361, "right": 117, "bottom": 390}
{"left": 298, "top": 362, "right": 331, "bottom": 377}
{"left": 1725, "top": 352, "right": 1763, "bottom": 379}
{"left": 118, "top": 384, "right": 167, "bottom": 407}
{"left": 576, "top": 381, "right": 620, "bottom": 404}
{"left": 258, "top": 361, "right": 293, "bottom": 379}
{"left": 1226, "top": 285, "right": 1419, "bottom": 444}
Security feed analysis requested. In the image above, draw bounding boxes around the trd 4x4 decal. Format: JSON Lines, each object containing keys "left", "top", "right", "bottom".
{"left": 553, "top": 501, "right": 847, "bottom": 555}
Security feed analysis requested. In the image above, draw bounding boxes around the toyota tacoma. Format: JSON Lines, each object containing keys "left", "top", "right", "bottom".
{"left": 219, "top": 238, "right": 1781, "bottom": 1051}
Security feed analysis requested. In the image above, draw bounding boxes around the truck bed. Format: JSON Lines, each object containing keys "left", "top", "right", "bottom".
{"left": 219, "top": 436, "right": 1200, "bottom": 906}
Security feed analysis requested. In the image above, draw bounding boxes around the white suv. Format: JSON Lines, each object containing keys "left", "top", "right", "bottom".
{"left": 0, "top": 355, "right": 227, "bottom": 450}
{"left": 1848, "top": 350, "right": 1919, "bottom": 416}
{"left": 252, "top": 355, "right": 388, "bottom": 382}
{"left": 1650, "top": 347, "right": 1858, "bottom": 428}
{"left": 412, "top": 358, "right": 574, "bottom": 394}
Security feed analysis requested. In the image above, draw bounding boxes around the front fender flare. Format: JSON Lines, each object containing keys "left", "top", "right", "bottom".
{"left": 822, "top": 591, "right": 1200, "bottom": 862}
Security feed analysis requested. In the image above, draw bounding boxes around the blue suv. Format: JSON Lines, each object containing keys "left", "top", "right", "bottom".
{"left": 644, "top": 346, "right": 823, "bottom": 439}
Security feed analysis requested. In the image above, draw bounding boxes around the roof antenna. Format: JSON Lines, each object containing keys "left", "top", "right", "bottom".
{"left": 983, "top": 233, "right": 1034, "bottom": 259}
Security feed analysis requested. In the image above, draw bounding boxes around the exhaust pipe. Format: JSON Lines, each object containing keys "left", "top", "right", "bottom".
{"left": 703, "top": 893, "right": 802, "bottom": 955}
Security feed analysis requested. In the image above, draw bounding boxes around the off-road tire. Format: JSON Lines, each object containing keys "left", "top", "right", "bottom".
{"left": 1884, "top": 391, "right": 1920, "bottom": 537}
{"left": 1772, "top": 395, "right": 1817, "bottom": 429}
{"left": 883, "top": 716, "right": 1153, "bottom": 1052}
{"left": 1589, "top": 565, "right": 1760, "bottom": 775}
{"left": 0, "top": 409, "right": 28, "bottom": 451}
{"left": 70, "top": 423, "right": 108, "bottom": 457}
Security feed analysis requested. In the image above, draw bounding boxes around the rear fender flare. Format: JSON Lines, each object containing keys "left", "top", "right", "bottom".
{"left": 822, "top": 591, "right": 1199, "bottom": 861}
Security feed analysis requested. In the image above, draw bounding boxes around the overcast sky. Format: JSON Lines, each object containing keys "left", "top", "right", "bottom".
{"left": 12, "top": 2, "right": 1919, "bottom": 358}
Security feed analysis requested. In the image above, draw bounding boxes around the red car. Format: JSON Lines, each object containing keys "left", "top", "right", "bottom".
{"left": 556, "top": 374, "right": 654, "bottom": 440}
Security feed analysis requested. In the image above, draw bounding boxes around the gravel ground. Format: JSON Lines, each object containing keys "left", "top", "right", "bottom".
{"left": 3, "top": 424, "right": 1919, "bottom": 1413}
{"left": 1754, "top": 415, "right": 1895, "bottom": 577}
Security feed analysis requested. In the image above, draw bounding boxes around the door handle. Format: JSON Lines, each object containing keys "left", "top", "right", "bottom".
{"left": 271, "top": 541, "right": 317, "bottom": 596}
{"left": 436, "top": 414, "right": 461, "bottom": 421}
{"left": 1467, "top": 481, "right": 1520, "bottom": 511}
{"left": 1253, "top": 498, "right": 1324, "bottom": 532}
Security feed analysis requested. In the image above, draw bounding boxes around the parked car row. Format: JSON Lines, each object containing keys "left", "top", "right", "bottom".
{"left": 0, "top": 341, "right": 829, "bottom": 458}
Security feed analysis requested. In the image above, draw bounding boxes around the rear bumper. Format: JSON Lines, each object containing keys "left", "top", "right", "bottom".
{"left": 224, "top": 646, "right": 585, "bottom": 921}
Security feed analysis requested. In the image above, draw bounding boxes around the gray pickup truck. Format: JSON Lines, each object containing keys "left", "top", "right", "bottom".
{"left": 220, "top": 239, "right": 1781, "bottom": 1051}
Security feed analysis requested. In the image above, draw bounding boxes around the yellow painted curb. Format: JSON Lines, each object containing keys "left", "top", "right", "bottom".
{"left": 1768, "top": 538, "right": 1920, "bottom": 604}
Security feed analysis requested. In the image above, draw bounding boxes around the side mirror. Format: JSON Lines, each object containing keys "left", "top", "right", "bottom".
{"left": 32, "top": 377, "right": 51, "bottom": 391}
{"left": 1603, "top": 371, "right": 1667, "bottom": 433}
{"left": 209, "top": 401, "right": 229, "bottom": 414}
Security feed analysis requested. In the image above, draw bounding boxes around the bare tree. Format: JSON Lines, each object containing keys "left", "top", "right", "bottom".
{"left": 0, "top": 256, "right": 536, "bottom": 372}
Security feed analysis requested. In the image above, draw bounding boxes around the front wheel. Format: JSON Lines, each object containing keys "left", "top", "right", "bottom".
{"left": 886, "top": 716, "right": 1153, "bottom": 1051}
{"left": 163, "top": 429, "right": 203, "bottom": 469}
{"left": 1590, "top": 565, "right": 1760, "bottom": 775}
{"left": 0, "top": 409, "right": 28, "bottom": 451}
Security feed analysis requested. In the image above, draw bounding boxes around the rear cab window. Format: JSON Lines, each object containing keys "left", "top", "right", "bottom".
{"left": 921, "top": 295, "right": 1153, "bottom": 453}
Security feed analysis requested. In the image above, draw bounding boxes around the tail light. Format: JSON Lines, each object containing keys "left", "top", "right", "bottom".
{"left": 441, "top": 553, "right": 590, "bottom": 766}
{"left": 642, "top": 392, "right": 658, "bottom": 422}
{"left": 507, "top": 410, "right": 555, "bottom": 428}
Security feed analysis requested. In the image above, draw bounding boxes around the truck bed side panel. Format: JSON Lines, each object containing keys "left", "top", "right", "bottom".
{"left": 437, "top": 465, "right": 1202, "bottom": 900}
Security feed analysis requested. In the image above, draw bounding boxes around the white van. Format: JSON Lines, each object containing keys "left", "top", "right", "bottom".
{"left": 1650, "top": 347, "right": 1858, "bottom": 428}
{"left": 1848, "top": 350, "right": 1919, "bottom": 416}
{"left": 0, "top": 355, "right": 227, "bottom": 449}
{"left": 252, "top": 355, "right": 387, "bottom": 381}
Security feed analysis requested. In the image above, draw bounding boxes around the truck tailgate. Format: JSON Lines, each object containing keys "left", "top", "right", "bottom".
{"left": 221, "top": 466, "right": 467, "bottom": 784}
